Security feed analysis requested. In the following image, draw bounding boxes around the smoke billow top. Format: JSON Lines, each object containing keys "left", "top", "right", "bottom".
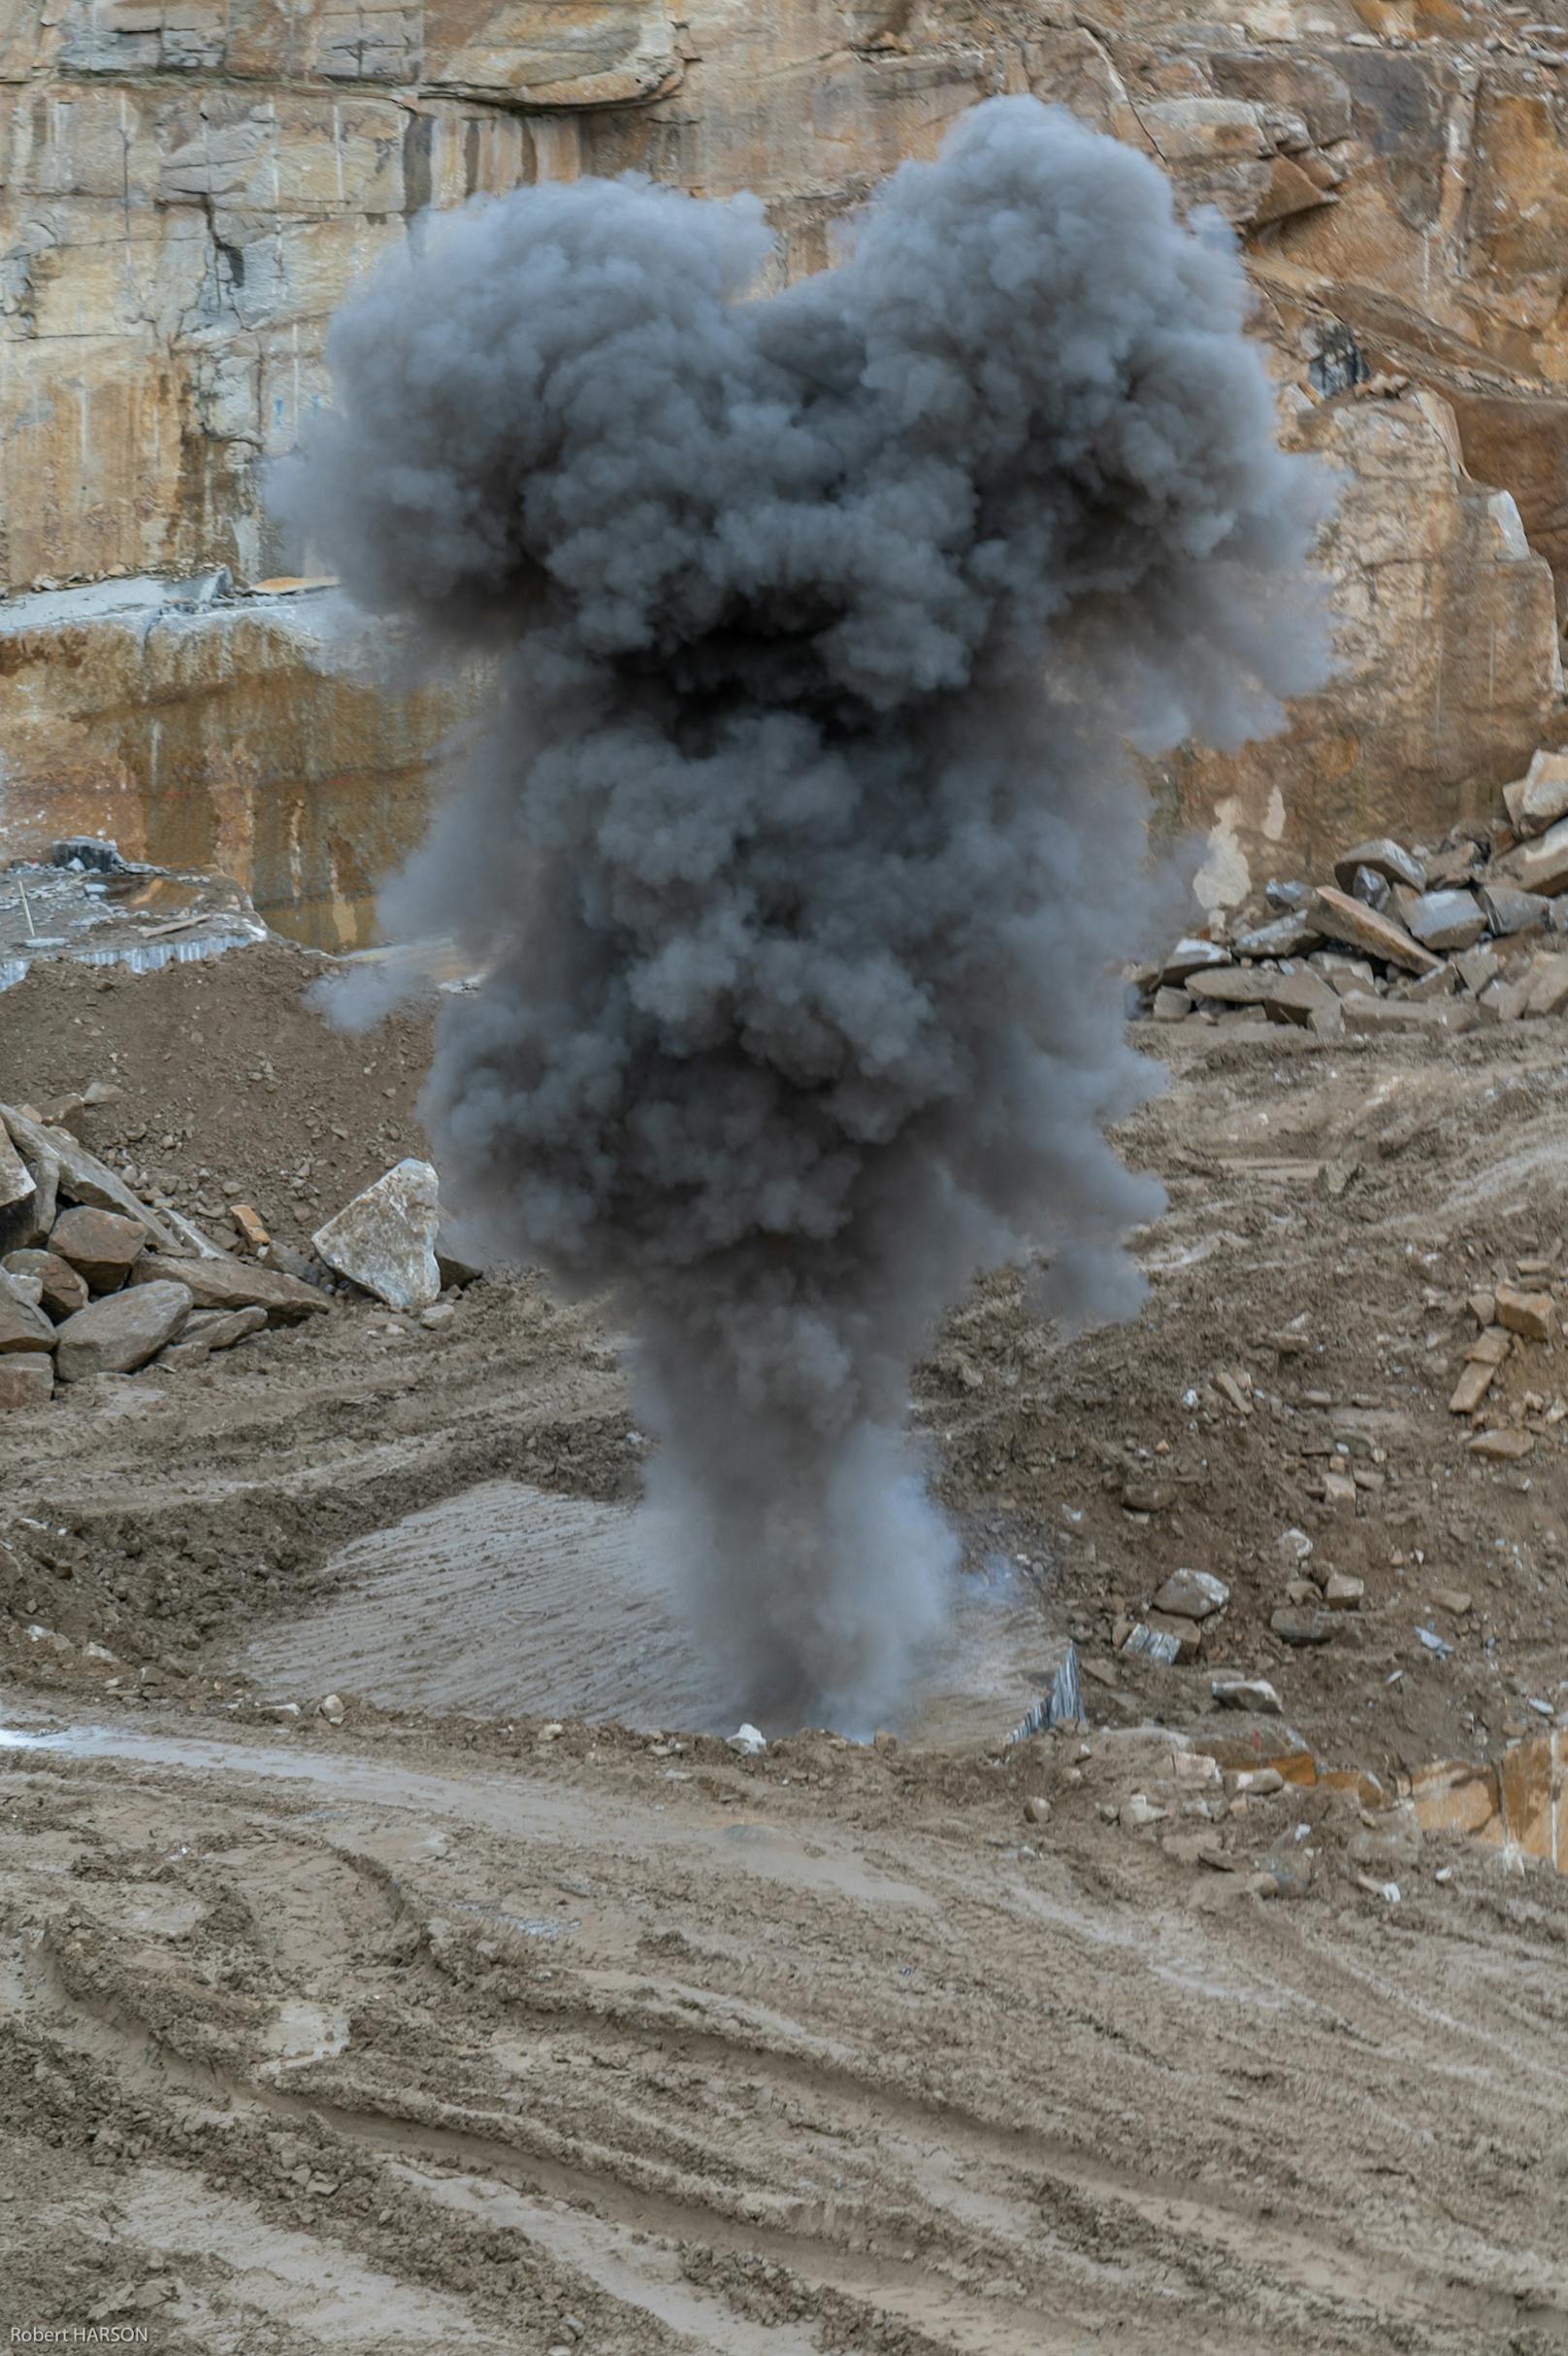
{"left": 274, "top": 97, "right": 1330, "bottom": 1732}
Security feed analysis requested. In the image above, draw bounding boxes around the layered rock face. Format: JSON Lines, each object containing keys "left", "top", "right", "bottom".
{"left": 3, "top": 0, "right": 1566, "bottom": 934}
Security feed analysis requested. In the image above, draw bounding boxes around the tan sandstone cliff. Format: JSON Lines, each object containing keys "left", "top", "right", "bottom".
{"left": 2, "top": 0, "right": 1565, "bottom": 941}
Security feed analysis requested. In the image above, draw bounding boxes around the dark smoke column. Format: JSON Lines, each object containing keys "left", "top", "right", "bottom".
{"left": 274, "top": 98, "right": 1330, "bottom": 1732}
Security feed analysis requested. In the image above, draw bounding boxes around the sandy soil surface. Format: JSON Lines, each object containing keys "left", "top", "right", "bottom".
{"left": 4, "top": 947, "right": 1568, "bottom": 2350}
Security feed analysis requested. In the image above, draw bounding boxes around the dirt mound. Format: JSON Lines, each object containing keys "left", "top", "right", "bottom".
{"left": 0, "top": 943, "right": 434, "bottom": 1253}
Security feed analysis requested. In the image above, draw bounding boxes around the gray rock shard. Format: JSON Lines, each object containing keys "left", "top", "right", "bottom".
{"left": 1480, "top": 883, "right": 1550, "bottom": 936}
{"left": 1232, "top": 910, "right": 1323, "bottom": 959}
{"left": 1161, "top": 937, "right": 1232, "bottom": 985}
{"left": 1211, "top": 1676, "right": 1283, "bottom": 1715}
{"left": 1402, "top": 889, "right": 1486, "bottom": 952}
{"left": 312, "top": 1160, "right": 442, "bottom": 1312}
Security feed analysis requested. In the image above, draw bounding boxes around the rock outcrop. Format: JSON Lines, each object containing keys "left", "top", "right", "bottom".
{"left": 3, "top": 0, "right": 1567, "bottom": 928}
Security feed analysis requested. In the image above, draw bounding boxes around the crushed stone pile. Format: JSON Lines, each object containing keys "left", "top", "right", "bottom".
{"left": 1136, "top": 751, "right": 1568, "bottom": 1034}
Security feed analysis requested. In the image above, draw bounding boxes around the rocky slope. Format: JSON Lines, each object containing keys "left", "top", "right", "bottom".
{"left": 2, "top": 0, "right": 1566, "bottom": 934}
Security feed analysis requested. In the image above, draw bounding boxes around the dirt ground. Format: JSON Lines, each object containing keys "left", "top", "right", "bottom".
{"left": 4, "top": 943, "right": 1568, "bottom": 2352}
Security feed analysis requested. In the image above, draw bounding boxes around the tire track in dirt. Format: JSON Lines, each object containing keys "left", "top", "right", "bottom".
{"left": 7, "top": 1720, "right": 1566, "bottom": 2352}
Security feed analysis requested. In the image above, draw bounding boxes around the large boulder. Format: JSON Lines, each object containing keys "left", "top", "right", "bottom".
{"left": 312, "top": 1161, "right": 442, "bottom": 1312}
{"left": 53, "top": 1281, "right": 193, "bottom": 1382}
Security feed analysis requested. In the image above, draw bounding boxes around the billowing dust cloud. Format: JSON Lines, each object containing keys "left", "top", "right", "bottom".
{"left": 274, "top": 98, "right": 1331, "bottom": 1732}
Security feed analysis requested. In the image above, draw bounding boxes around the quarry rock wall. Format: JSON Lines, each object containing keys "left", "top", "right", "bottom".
{"left": 2, "top": 0, "right": 1566, "bottom": 941}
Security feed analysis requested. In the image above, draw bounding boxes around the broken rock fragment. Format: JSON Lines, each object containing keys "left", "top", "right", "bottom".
{"left": 157, "top": 1305, "right": 268, "bottom": 1370}
{"left": 4, "top": 1249, "right": 87, "bottom": 1318}
{"left": 1332, "top": 838, "right": 1425, "bottom": 895}
{"left": 53, "top": 1280, "right": 193, "bottom": 1382}
{"left": 1123, "top": 1622, "right": 1183, "bottom": 1666}
{"left": 1186, "top": 966, "right": 1334, "bottom": 1025}
{"left": 0, "top": 1357, "right": 52, "bottom": 1410}
{"left": 1480, "top": 883, "right": 1550, "bottom": 937}
{"left": 1449, "top": 1360, "right": 1498, "bottom": 1416}
{"left": 131, "top": 1252, "right": 327, "bottom": 1325}
{"left": 1210, "top": 1676, "right": 1282, "bottom": 1715}
{"left": 1502, "top": 751, "right": 1568, "bottom": 839}
{"left": 0, "top": 1117, "right": 35, "bottom": 1215}
{"left": 1119, "top": 1792, "right": 1170, "bottom": 1830}
{"left": 312, "top": 1161, "right": 442, "bottom": 1313}
{"left": 1161, "top": 938, "right": 1231, "bottom": 985}
{"left": 1340, "top": 994, "right": 1475, "bottom": 1035}
{"left": 1311, "top": 888, "right": 1441, "bottom": 975}
{"left": 1454, "top": 943, "right": 1502, "bottom": 996}
{"left": 1521, "top": 956, "right": 1568, "bottom": 1020}
{"left": 0, "top": 1276, "right": 57, "bottom": 1355}
{"left": 1516, "top": 817, "right": 1568, "bottom": 899}
{"left": 1467, "top": 1427, "right": 1533, "bottom": 1461}
{"left": 1402, "top": 890, "right": 1486, "bottom": 953}
{"left": 1232, "top": 910, "right": 1323, "bottom": 958}
{"left": 1494, "top": 1284, "right": 1554, "bottom": 1343}
{"left": 1270, "top": 1607, "right": 1334, "bottom": 1645}
{"left": 1152, "top": 1568, "right": 1229, "bottom": 1620}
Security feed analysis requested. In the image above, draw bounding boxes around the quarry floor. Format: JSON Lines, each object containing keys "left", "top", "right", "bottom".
{"left": 3, "top": 946, "right": 1568, "bottom": 2352}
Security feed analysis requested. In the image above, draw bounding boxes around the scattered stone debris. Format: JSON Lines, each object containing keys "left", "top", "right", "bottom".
{"left": 1133, "top": 788, "right": 1568, "bottom": 1031}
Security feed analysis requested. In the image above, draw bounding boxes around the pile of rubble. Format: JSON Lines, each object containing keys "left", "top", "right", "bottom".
{"left": 1135, "top": 752, "right": 1568, "bottom": 1034}
{"left": 0, "top": 1089, "right": 465, "bottom": 1410}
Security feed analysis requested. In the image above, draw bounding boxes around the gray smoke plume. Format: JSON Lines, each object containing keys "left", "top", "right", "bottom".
{"left": 273, "top": 97, "right": 1331, "bottom": 1732}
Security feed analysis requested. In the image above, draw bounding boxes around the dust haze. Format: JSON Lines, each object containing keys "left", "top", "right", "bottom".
{"left": 273, "top": 97, "right": 1331, "bottom": 1730}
